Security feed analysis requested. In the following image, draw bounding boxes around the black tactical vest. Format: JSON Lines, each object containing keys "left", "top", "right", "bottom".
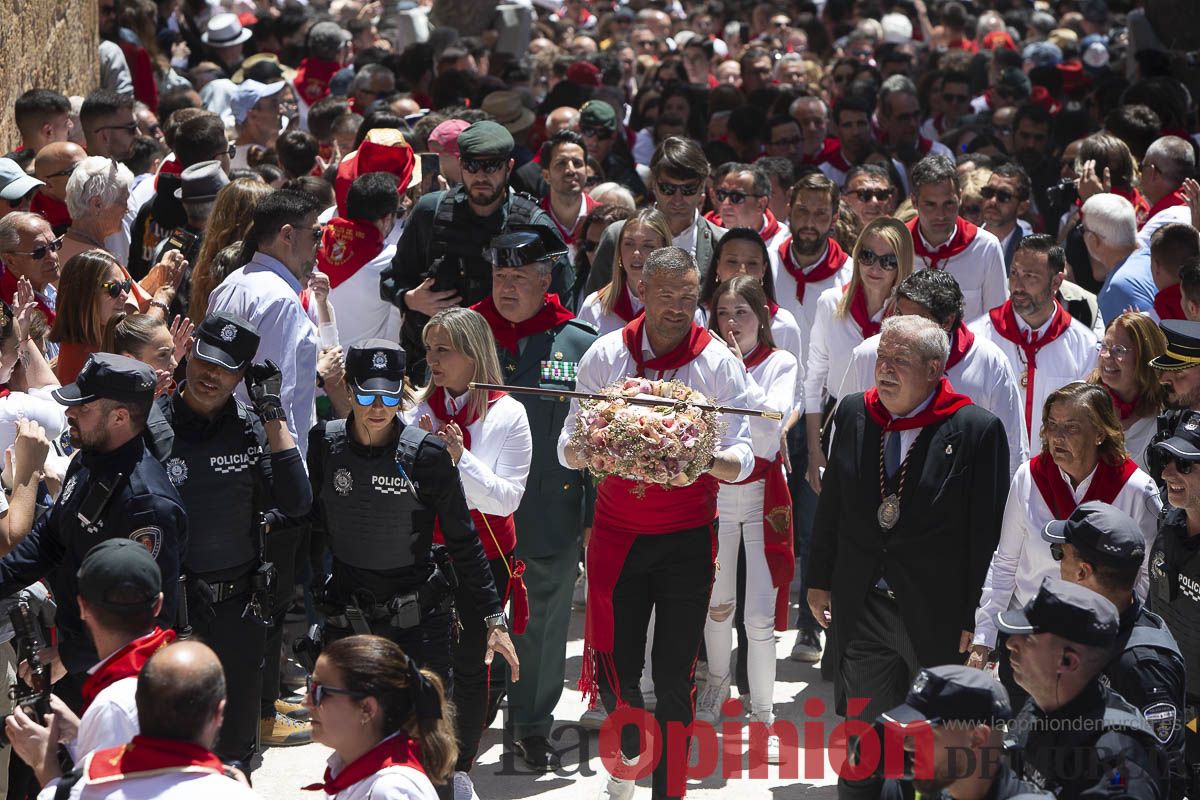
{"left": 1150, "top": 515, "right": 1200, "bottom": 696}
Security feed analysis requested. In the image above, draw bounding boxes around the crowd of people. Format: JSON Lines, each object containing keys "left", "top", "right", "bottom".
{"left": 0, "top": 0, "right": 1200, "bottom": 799}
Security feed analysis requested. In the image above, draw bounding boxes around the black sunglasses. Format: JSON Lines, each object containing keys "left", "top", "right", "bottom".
{"left": 1167, "top": 456, "right": 1196, "bottom": 475}
{"left": 10, "top": 236, "right": 64, "bottom": 261}
{"left": 580, "top": 125, "right": 615, "bottom": 140}
{"left": 852, "top": 189, "right": 893, "bottom": 203}
{"left": 306, "top": 675, "right": 364, "bottom": 706}
{"left": 46, "top": 165, "right": 78, "bottom": 179}
{"left": 980, "top": 186, "right": 1019, "bottom": 204}
{"left": 1050, "top": 542, "right": 1064, "bottom": 561}
{"left": 100, "top": 278, "right": 133, "bottom": 299}
{"left": 715, "top": 189, "right": 762, "bottom": 204}
{"left": 656, "top": 181, "right": 701, "bottom": 197}
{"left": 461, "top": 159, "right": 506, "bottom": 175}
{"left": 857, "top": 248, "right": 899, "bottom": 270}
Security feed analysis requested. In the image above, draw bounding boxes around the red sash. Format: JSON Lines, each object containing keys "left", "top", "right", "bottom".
{"left": 293, "top": 57, "right": 340, "bottom": 106}
{"left": 0, "top": 267, "right": 54, "bottom": 325}
{"left": 303, "top": 734, "right": 426, "bottom": 793}
{"left": 86, "top": 736, "right": 225, "bottom": 783}
{"left": 316, "top": 217, "right": 385, "bottom": 290}
{"left": 908, "top": 217, "right": 979, "bottom": 271}
{"left": 1141, "top": 188, "right": 1188, "bottom": 230}
{"left": 845, "top": 284, "right": 882, "bottom": 340}
{"left": 987, "top": 300, "right": 1073, "bottom": 440}
{"left": 778, "top": 237, "right": 848, "bottom": 305}
{"left": 946, "top": 322, "right": 975, "bottom": 371}
{"left": 471, "top": 294, "right": 574, "bottom": 354}
{"left": 1113, "top": 187, "right": 1151, "bottom": 228}
{"left": 1106, "top": 386, "right": 1136, "bottom": 421}
{"left": 864, "top": 376, "right": 973, "bottom": 432}
{"left": 81, "top": 627, "right": 176, "bottom": 712}
{"left": 1155, "top": 283, "right": 1186, "bottom": 321}
{"left": 30, "top": 192, "right": 71, "bottom": 230}
{"left": 1028, "top": 453, "right": 1138, "bottom": 520}
{"left": 538, "top": 194, "right": 596, "bottom": 245}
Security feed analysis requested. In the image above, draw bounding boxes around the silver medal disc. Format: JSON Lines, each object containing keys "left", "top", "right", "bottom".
{"left": 877, "top": 494, "right": 900, "bottom": 530}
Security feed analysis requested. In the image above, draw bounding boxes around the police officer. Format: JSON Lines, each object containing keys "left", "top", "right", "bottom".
{"left": 380, "top": 120, "right": 573, "bottom": 380}
{"left": 1149, "top": 410, "right": 1200, "bottom": 796}
{"left": 878, "top": 665, "right": 1050, "bottom": 800}
{"left": 306, "top": 340, "right": 519, "bottom": 687}
{"left": 0, "top": 354, "right": 186, "bottom": 708}
{"left": 157, "top": 312, "right": 314, "bottom": 762}
{"left": 999, "top": 577, "right": 1169, "bottom": 800}
{"left": 1046, "top": 501, "right": 1187, "bottom": 799}
{"left": 1147, "top": 320, "right": 1200, "bottom": 485}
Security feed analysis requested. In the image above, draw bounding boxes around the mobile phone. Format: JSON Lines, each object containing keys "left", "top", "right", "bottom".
{"left": 420, "top": 152, "right": 440, "bottom": 194}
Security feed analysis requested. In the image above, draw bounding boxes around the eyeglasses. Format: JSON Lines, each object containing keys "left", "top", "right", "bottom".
{"left": 852, "top": 188, "right": 893, "bottom": 203}
{"left": 10, "top": 236, "right": 64, "bottom": 261}
{"left": 1097, "top": 342, "right": 1131, "bottom": 361}
{"left": 1050, "top": 542, "right": 1064, "bottom": 561}
{"left": 215, "top": 143, "right": 237, "bottom": 160}
{"left": 580, "top": 126, "right": 614, "bottom": 140}
{"left": 355, "top": 392, "right": 403, "bottom": 408}
{"left": 857, "top": 248, "right": 899, "bottom": 270}
{"left": 655, "top": 181, "right": 701, "bottom": 197}
{"left": 94, "top": 122, "right": 138, "bottom": 135}
{"left": 309, "top": 224, "right": 324, "bottom": 239}
{"left": 461, "top": 159, "right": 506, "bottom": 175}
{"left": 715, "top": 189, "right": 762, "bottom": 204}
{"left": 306, "top": 676, "right": 364, "bottom": 706}
{"left": 1166, "top": 456, "right": 1196, "bottom": 475}
{"left": 46, "top": 165, "right": 77, "bottom": 179}
{"left": 980, "top": 186, "right": 1019, "bottom": 204}
{"left": 100, "top": 278, "right": 133, "bottom": 299}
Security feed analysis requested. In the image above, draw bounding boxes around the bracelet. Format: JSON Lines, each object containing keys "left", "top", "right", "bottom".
{"left": 149, "top": 299, "right": 170, "bottom": 313}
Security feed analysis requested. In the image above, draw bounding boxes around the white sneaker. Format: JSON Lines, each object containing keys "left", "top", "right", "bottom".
{"left": 598, "top": 757, "right": 637, "bottom": 800}
{"left": 453, "top": 771, "right": 480, "bottom": 800}
{"left": 640, "top": 689, "right": 657, "bottom": 712}
{"left": 749, "top": 712, "right": 782, "bottom": 765}
{"left": 694, "top": 673, "right": 730, "bottom": 725}
{"left": 573, "top": 566, "right": 587, "bottom": 610}
{"left": 580, "top": 705, "right": 608, "bottom": 730}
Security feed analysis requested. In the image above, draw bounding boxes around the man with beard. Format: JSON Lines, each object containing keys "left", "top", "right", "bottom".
{"left": 1147, "top": 321, "right": 1200, "bottom": 486}
{"left": 537, "top": 130, "right": 595, "bottom": 266}
{"left": 381, "top": 121, "right": 570, "bottom": 380}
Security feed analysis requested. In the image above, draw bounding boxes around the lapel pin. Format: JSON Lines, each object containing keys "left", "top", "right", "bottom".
{"left": 945, "top": 444, "right": 954, "bottom": 455}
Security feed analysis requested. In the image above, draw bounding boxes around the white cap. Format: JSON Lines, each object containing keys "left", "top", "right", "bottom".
{"left": 881, "top": 12, "right": 914, "bottom": 43}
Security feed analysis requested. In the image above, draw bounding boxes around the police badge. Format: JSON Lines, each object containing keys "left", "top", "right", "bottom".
{"left": 220, "top": 324, "right": 237, "bottom": 342}
{"left": 1151, "top": 550, "right": 1167, "bottom": 582}
{"left": 1142, "top": 702, "right": 1177, "bottom": 744}
{"left": 333, "top": 468, "right": 353, "bottom": 496}
{"left": 165, "top": 457, "right": 189, "bottom": 486}
{"left": 372, "top": 352, "right": 388, "bottom": 371}
{"left": 61, "top": 475, "right": 77, "bottom": 503}
{"left": 1186, "top": 415, "right": 1199, "bottom": 432}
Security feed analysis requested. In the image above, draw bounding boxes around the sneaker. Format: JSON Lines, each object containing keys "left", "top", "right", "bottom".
{"left": 694, "top": 673, "right": 730, "bottom": 725}
{"left": 453, "top": 771, "right": 480, "bottom": 800}
{"left": 641, "top": 689, "right": 657, "bottom": 713}
{"left": 580, "top": 705, "right": 608, "bottom": 730}
{"left": 573, "top": 567, "right": 587, "bottom": 610}
{"left": 790, "top": 628, "right": 822, "bottom": 663}
{"left": 598, "top": 757, "right": 637, "bottom": 800}
{"left": 274, "top": 697, "right": 310, "bottom": 721}
{"left": 749, "top": 712, "right": 782, "bottom": 765}
{"left": 259, "top": 712, "right": 311, "bottom": 747}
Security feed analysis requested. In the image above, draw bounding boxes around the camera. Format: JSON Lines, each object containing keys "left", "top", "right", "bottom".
{"left": 1046, "top": 178, "right": 1078, "bottom": 209}
{"left": 165, "top": 228, "right": 200, "bottom": 263}
{"left": 0, "top": 595, "right": 52, "bottom": 748}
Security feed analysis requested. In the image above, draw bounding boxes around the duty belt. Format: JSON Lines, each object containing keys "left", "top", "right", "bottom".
{"left": 327, "top": 573, "right": 451, "bottom": 633}
{"left": 207, "top": 574, "right": 254, "bottom": 604}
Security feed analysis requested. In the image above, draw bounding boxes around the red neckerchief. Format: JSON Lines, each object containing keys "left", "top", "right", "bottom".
{"left": 0, "top": 267, "right": 54, "bottom": 325}
{"left": 917, "top": 135, "right": 934, "bottom": 155}
{"left": 539, "top": 194, "right": 596, "bottom": 245}
{"left": 81, "top": 627, "right": 175, "bottom": 712}
{"left": 988, "top": 300, "right": 1073, "bottom": 440}
{"left": 742, "top": 344, "right": 773, "bottom": 369}
{"left": 1106, "top": 386, "right": 1137, "bottom": 421}
{"left": 471, "top": 294, "right": 574, "bottom": 354}
{"left": 823, "top": 140, "right": 853, "bottom": 172}
{"left": 1108, "top": 187, "right": 1151, "bottom": 227}
{"left": 1142, "top": 188, "right": 1188, "bottom": 230}
{"left": 767, "top": 300, "right": 779, "bottom": 318}
{"left": 845, "top": 284, "right": 882, "bottom": 340}
{"left": 1029, "top": 453, "right": 1138, "bottom": 520}
{"left": 30, "top": 192, "right": 71, "bottom": 230}
{"left": 86, "top": 736, "right": 225, "bottom": 782}
{"left": 621, "top": 314, "right": 713, "bottom": 377}
{"left": 864, "top": 376, "right": 973, "bottom": 432}
{"left": 303, "top": 734, "right": 426, "bottom": 794}
{"left": 948, "top": 36, "right": 979, "bottom": 53}
{"left": 316, "top": 217, "right": 385, "bottom": 290}
{"left": 609, "top": 286, "right": 641, "bottom": 324}
{"left": 778, "top": 237, "right": 848, "bottom": 305}
{"left": 946, "top": 322, "right": 975, "bottom": 371}
{"left": 802, "top": 138, "right": 841, "bottom": 166}
{"left": 293, "top": 57, "right": 340, "bottom": 106}
{"left": 759, "top": 209, "right": 781, "bottom": 242}
{"left": 426, "top": 387, "right": 504, "bottom": 452}
{"left": 1155, "top": 283, "right": 1186, "bottom": 321}
{"left": 907, "top": 217, "right": 979, "bottom": 271}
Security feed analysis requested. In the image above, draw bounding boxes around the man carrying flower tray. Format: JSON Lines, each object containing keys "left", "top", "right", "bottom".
{"left": 558, "top": 246, "right": 755, "bottom": 800}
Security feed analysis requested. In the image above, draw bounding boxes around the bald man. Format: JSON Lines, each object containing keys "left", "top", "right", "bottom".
{"left": 511, "top": 107, "right": 582, "bottom": 197}
{"left": 31, "top": 142, "right": 87, "bottom": 235}
{"left": 546, "top": 107, "right": 581, "bottom": 138}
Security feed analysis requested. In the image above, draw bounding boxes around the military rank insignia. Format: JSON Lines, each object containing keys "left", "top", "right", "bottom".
{"left": 541, "top": 360, "right": 578, "bottom": 382}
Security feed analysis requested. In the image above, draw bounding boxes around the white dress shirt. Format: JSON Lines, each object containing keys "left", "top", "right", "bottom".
{"left": 1137, "top": 203, "right": 1192, "bottom": 248}
{"left": 915, "top": 224, "right": 1009, "bottom": 321}
{"left": 577, "top": 287, "right": 642, "bottom": 337}
{"left": 316, "top": 735, "right": 438, "bottom": 800}
{"left": 206, "top": 251, "right": 320, "bottom": 460}
{"left": 804, "top": 286, "right": 883, "bottom": 413}
{"left": 1124, "top": 415, "right": 1159, "bottom": 472}
{"left": 972, "top": 459, "right": 1161, "bottom": 648}
{"left": 41, "top": 765, "right": 261, "bottom": 800}
{"left": 326, "top": 219, "right": 404, "bottom": 347}
{"left": 71, "top": 677, "right": 139, "bottom": 762}
{"left": 770, "top": 240, "right": 853, "bottom": 366}
{"left": 694, "top": 305, "right": 805, "bottom": 411}
{"left": 743, "top": 349, "right": 798, "bottom": 460}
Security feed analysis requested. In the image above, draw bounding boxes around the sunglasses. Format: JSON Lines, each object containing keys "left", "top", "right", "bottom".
{"left": 1050, "top": 542, "right": 1064, "bottom": 561}
{"left": 355, "top": 392, "right": 403, "bottom": 408}
{"left": 857, "top": 248, "right": 899, "bottom": 270}
{"left": 771, "top": 135, "right": 802, "bottom": 147}
{"left": 215, "top": 143, "right": 237, "bottom": 160}
{"left": 980, "top": 186, "right": 1018, "bottom": 203}
{"left": 306, "top": 675, "right": 364, "bottom": 706}
{"left": 100, "top": 278, "right": 133, "bottom": 299}
{"left": 580, "top": 126, "right": 614, "bottom": 140}
{"left": 715, "top": 189, "right": 762, "bottom": 204}
{"left": 461, "top": 159, "right": 506, "bottom": 175}
{"left": 852, "top": 189, "right": 893, "bottom": 203}
{"left": 656, "top": 181, "right": 701, "bottom": 197}
{"left": 10, "top": 236, "right": 64, "bottom": 261}
{"left": 46, "top": 165, "right": 77, "bottom": 179}
{"left": 1167, "top": 456, "right": 1196, "bottom": 475}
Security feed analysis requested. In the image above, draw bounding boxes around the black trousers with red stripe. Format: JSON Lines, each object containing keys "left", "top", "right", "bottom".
{"left": 597, "top": 524, "right": 714, "bottom": 800}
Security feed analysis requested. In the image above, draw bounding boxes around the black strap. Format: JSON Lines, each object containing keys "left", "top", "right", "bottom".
{"left": 396, "top": 424, "right": 431, "bottom": 479}
{"left": 55, "top": 763, "right": 85, "bottom": 800}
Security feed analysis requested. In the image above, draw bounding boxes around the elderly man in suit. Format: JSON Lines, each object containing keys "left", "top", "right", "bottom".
{"left": 808, "top": 314, "right": 1009, "bottom": 800}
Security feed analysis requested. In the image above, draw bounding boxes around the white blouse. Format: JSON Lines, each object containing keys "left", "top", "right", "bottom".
{"left": 743, "top": 349, "right": 799, "bottom": 460}
{"left": 577, "top": 287, "right": 643, "bottom": 337}
{"left": 695, "top": 305, "right": 805, "bottom": 411}
{"left": 804, "top": 286, "right": 884, "bottom": 413}
{"left": 1124, "top": 415, "right": 1158, "bottom": 472}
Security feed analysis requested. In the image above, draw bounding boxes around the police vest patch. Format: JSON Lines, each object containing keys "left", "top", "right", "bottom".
{"left": 1142, "top": 702, "right": 1177, "bottom": 744}
{"left": 1151, "top": 550, "right": 1166, "bottom": 582}
{"left": 165, "top": 457, "right": 188, "bottom": 486}
{"left": 61, "top": 475, "right": 77, "bottom": 504}
{"left": 130, "top": 527, "right": 162, "bottom": 559}
{"left": 334, "top": 468, "right": 353, "bottom": 496}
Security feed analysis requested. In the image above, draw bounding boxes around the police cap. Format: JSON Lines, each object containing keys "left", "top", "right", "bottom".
{"left": 996, "top": 576, "right": 1119, "bottom": 647}
{"left": 457, "top": 121, "right": 514, "bottom": 161}
{"left": 488, "top": 228, "right": 568, "bottom": 267}
{"left": 52, "top": 353, "right": 155, "bottom": 407}
{"left": 1042, "top": 500, "right": 1146, "bottom": 569}
{"left": 193, "top": 312, "right": 260, "bottom": 372}
{"left": 880, "top": 665, "right": 1012, "bottom": 728}
{"left": 77, "top": 539, "right": 162, "bottom": 610}
{"left": 1153, "top": 410, "right": 1200, "bottom": 462}
{"left": 346, "top": 339, "right": 406, "bottom": 395}
{"left": 1149, "top": 320, "right": 1200, "bottom": 371}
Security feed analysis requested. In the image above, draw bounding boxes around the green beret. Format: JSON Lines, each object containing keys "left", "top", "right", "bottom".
{"left": 580, "top": 100, "right": 617, "bottom": 131}
{"left": 457, "top": 120, "right": 515, "bottom": 160}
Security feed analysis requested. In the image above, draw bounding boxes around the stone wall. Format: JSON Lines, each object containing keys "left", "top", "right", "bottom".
{"left": 0, "top": 0, "right": 99, "bottom": 152}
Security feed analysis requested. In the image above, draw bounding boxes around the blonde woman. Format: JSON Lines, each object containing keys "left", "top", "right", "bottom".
{"left": 577, "top": 208, "right": 673, "bottom": 335}
{"left": 805, "top": 216, "right": 915, "bottom": 491}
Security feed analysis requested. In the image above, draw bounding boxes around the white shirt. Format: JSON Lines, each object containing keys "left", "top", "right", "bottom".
{"left": 557, "top": 328, "right": 755, "bottom": 481}
{"left": 405, "top": 393, "right": 531, "bottom": 517}
{"left": 915, "top": 223, "right": 1009, "bottom": 321}
{"left": 694, "top": 305, "right": 805, "bottom": 411}
{"left": 742, "top": 349, "right": 798, "bottom": 459}
{"left": 1125, "top": 415, "right": 1158, "bottom": 472}
{"left": 970, "top": 305, "right": 1098, "bottom": 446}
{"left": 838, "top": 331, "right": 1028, "bottom": 480}
{"left": 72, "top": 677, "right": 139, "bottom": 761}
{"left": 972, "top": 459, "right": 1162, "bottom": 648}
{"left": 672, "top": 211, "right": 702, "bottom": 260}
{"left": 0, "top": 388, "right": 67, "bottom": 459}
{"left": 761, "top": 217, "right": 791, "bottom": 277}
{"left": 771, "top": 239, "right": 853, "bottom": 366}
{"left": 804, "top": 285, "right": 883, "bottom": 413}
{"left": 41, "top": 765, "right": 261, "bottom": 800}
{"left": 206, "top": 252, "right": 320, "bottom": 461}
{"left": 1137, "top": 202, "right": 1192, "bottom": 248}
{"left": 326, "top": 220, "right": 404, "bottom": 347}
{"left": 578, "top": 287, "right": 642, "bottom": 337}
{"left": 316, "top": 735, "right": 438, "bottom": 800}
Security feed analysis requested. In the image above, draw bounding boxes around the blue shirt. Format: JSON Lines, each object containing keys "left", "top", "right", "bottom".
{"left": 1097, "top": 247, "right": 1157, "bottom": 327}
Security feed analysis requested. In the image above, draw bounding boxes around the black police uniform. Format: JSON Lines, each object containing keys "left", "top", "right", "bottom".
{"left": 306, "top": 341, "right": 504, "bottom": 682}
{"left": 0, "top": 355, "right": 186, "bottom": 704}
{"left": 157, "top": 313, "right": 312, "bottom": 767}
{"left": 1146, "top": 321, "right": 1200, "bottom": 487}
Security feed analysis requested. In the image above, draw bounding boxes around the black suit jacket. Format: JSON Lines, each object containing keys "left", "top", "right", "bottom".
{"left": 807, "top": 393, "right": 1009, "bottom": 668}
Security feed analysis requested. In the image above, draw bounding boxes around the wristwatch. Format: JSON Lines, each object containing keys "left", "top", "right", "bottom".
{"left": 484, "top": 612, "right": 509, "bottom": 633}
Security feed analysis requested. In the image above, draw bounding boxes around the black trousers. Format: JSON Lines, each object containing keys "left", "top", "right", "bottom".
{"left": 451, "top": 556, "right": 510, "bottom": 772}
{"left": 260, "top": 521, "right": 307, "bottom": 717}
{"left": 192, "top": 595, "right": 267, "bottom": 769}
{"left": 597, "top": 525, "right": 713, "bottom": 800}
{"left": 324, "top": 603, "right": 456, "bottom": 685}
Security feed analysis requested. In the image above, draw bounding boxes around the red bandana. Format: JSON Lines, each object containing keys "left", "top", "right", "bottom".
{"left": 1029, "top": 453, "right": 1138, "bottom": 520}
{"left": 316, "top": 217, "right": 385, "bottom": 290}
{"left": 471, "top": 294, "right": 575, "bottom": 354}
{"left": 608, "top": 286, "right": 641, "bottom": 324}
{"left": 1142, "top": 189, "right": 1188, "bottom": 230}
{"left": 538, "top": 194, "right": 596, "bottom": 245}
{"left": 767, "top": 300, "right": 779, "bottom": 318}
{"left": 705, "top": 209, "right": 781, "bottom": 243}
{"left": 621, "top": 314, "right": 713, "bottom": 377}
{"left": 303, "top": 735, "right": 426, "bottom": 794}
{"left": 946, "top": 322, "right": 975, "bottom": 371}
{"left": 30, "top": 192, "right": 71, "bottom": 230}
{"left": 1155, "top": 283, "right": 1186, "bottom": 321}
{"left": 907, "top": 217, "right": 979, "bottom": 271}
{"left": 1106, "top": 386, "right": 1137, "bottom": 421}
{"left": 845, "top": 284, "right": 882, "bottom": 340}
{"left": 81, "top": 628, "right": 176, "bottom": 712}
{"left": 988, "top": 300, "right": 1073, "bottom": 440}
{"left": 1111, "top": 187, "right": 1152, "bottom": 227}
{"left": 293, "top": 57, "right": 341, "bottom": 106}
{"left": 778, "top": 238, "right": 848, "bottom": 305}
{"left": 864, "top": 376, "right": 973, "bottom": 432}
{"left": 823, "top": 141, "right": 853, "bottom": 172}
{"left": 0, "top": 267, "right": 54, "bottom": 325}
{"left": 86, "top": 736, "right": 225, "bottom": 782}
{"left": 802, "top": 138, "right": 841, "bottom": 166}
{"left": 742, "top": 344, "right": 773, "bottom": 369}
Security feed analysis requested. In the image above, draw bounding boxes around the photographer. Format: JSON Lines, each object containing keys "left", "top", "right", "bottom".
{"left": 148, "top": 161, "right": 229, "bottom": 320}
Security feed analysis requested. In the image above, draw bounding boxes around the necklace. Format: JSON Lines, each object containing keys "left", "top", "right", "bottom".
{"left": 877, "top": 430, "right": 915, "bottom": 531}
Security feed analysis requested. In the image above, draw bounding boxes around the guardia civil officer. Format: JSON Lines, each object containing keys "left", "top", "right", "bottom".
{"left": 0, "top": 354, "right": 186, "bottom": 708}
{"left": 1149, "top": 410, "right": 1200, "bottom": 796}
{"left": 157, "top": 312, "right": 314, "bottom": 762}
{"left": 999, "top": 577, "right": 1169, "bottom": 800}
{"left": 306, "top": 340, "right": 519, "bottom": 689}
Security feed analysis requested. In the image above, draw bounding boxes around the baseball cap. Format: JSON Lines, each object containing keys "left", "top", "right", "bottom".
{"left": 0, "top": 158, "right": 45, "bottom": 202}
{"left": 232, "top": 79, "right": 286, "bottom": 125}
{"left": 880, "top": 665, "right": 1012, "bottom": 728}
{"left": 1152, "top": 410, "right": 1200, "bottom": 462}
{"left": 429, "top": 119, "right": 471, "bottom": 157}
{"left": 1024, "top": 41, "right": 1063, "bottom": 69}
{"left": 996, "top": 576, "right": 1119, "bottom": 647}
{"left": 77, "top": 539, "right": 162, "bottom": 610}
{"left": 346, "top": 340, "right": 406, "bottom": 395}
{"left": 52, "top": 353, "right": 156, "bottom": 407}
{"left": 193, "top": 312, "right": 260, "bottom": 372}
{"left": 1042, "top": 501, "right": 1147, "bottom": 569}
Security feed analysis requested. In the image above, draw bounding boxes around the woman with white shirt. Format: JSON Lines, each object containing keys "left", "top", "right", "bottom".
{"left": 805, "top": 216, "right": 914, "bottom": 492}
{"left": 406, "top": 307, "right": 531, "bottom": 775}
{"left": 305, "top": 635, "right": 452, "bottom": 800}
{"left": 576, "top": 208, "right": 671, "bottom": 336}
{"left": 968, "top": 382, "right": 1160, "bottom": 697}
{"left": 694, "top": 277, "right": 797, "bottom": 763}
{"left": 1088, "top": 312, "right": 1167, "bottom": 471}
